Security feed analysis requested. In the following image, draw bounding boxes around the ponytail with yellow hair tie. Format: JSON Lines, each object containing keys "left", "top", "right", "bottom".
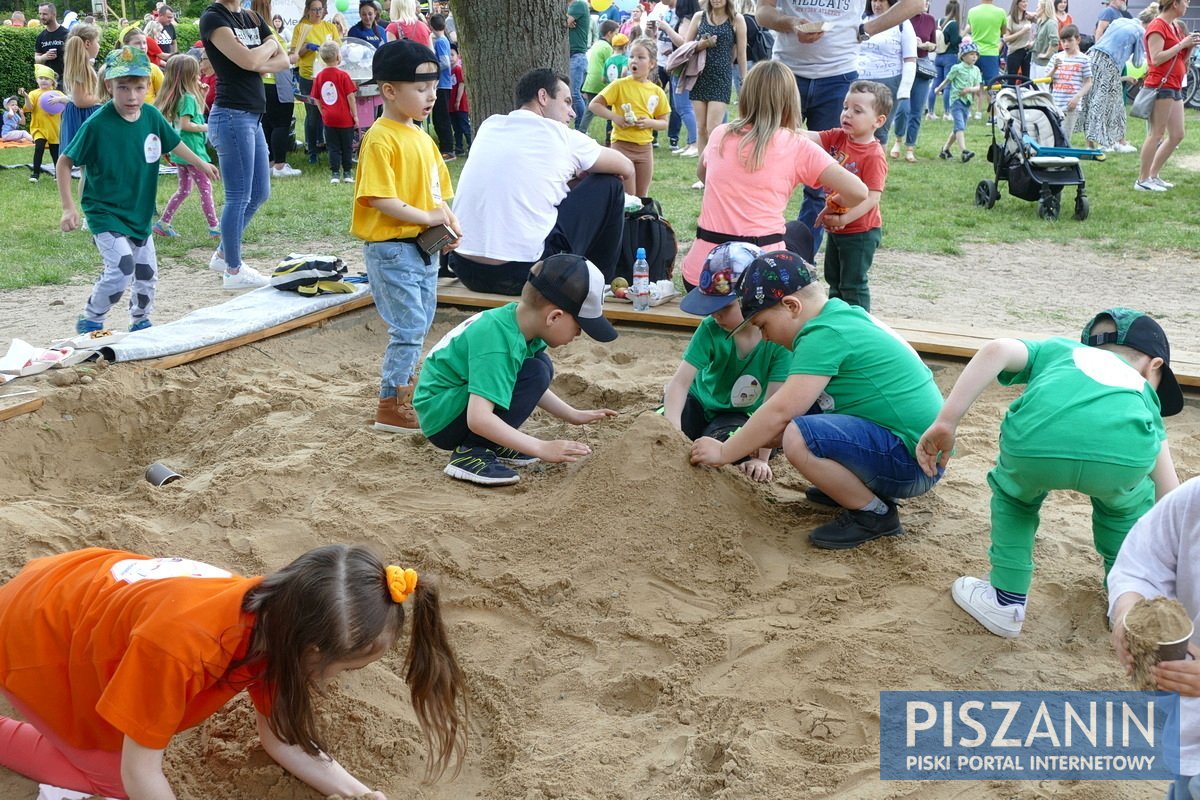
{"left": 385, "top": 565, "right": 418, "bottom": 603}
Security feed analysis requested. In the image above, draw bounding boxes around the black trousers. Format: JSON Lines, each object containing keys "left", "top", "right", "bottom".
{"left": 427, "top": 352, "right": 553, "bottom": 451}
{"left": 262, "top": 84, "right": 295, "bottom": 164}
{"left": 32, "top": 139, "right": 59, "bottom": 178}
{"left": 297, "top": 75, "right": 324, "bottom": 157}
{"left": 449, "top": 173, "right": 626, "bottom": 295}
{"left": 432, "top": 87, "right": 454, "bottom": 155}
{"left": 325, "top": 125, "right": 354, "bottom": 175}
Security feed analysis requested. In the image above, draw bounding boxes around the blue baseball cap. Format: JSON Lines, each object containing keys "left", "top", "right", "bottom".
{"left": 679, "top": 242, "right": 763, "bottom": 316}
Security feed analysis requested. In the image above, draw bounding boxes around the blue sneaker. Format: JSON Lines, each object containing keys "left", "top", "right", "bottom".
{"left": 443, "top": 446, "right": 519, "bottom": 486}
{"left": 493, "top": 445, "right": 539, "bottom": 467}
{"left": 129, "top": 319, "right": 152, "bottom": 332}
{"left": 76, "top": 317, "right": 104, "bottom": 334}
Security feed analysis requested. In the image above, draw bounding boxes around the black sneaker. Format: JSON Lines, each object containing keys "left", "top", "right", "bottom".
{"left": 809, "top": 502, "right": 904, "bottom": 550}
{"left": 939, "top": 149, "right": 952, "bottom": 160}
{"left": 804, "top": 486, "right": 842, "bottom": 508}
{"left": 961, "top": 150, "right": 975, "bottom": 163}
{"left": 493, "top": 445, "right": 540, "bottom": 467}
{"left": 443, "top": 446, "right": 519, "bottom": 486}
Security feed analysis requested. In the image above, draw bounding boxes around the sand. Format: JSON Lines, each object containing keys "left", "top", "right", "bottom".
{"left": 1, "top": 286, "right": 1198, "bottom": 798}
{"left": 1125, "top": 597, "right": 1195, "bottom": 691}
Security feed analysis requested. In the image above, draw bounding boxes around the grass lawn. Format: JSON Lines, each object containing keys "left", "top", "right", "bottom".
{"left": 0, "top": 104, "right": 1197, "bottom": 291}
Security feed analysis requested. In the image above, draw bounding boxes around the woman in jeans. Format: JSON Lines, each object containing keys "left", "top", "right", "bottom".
{"left": 928, "top": 0, "right": 961, "bottom": 118}
{"left": 199, "top": 0, "right": 290, "bottom": 289}
{"left": 896, "top": 0, "right": 937, "bottom": 160}
{"left": 1135, "top": 0, "right": 1200, "bottom": 192}
{"left": 858, "top": 0, "right": 918, "bottom": 147}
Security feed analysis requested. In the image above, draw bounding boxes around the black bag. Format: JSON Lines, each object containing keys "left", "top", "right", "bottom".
{"left": 743, "top": 13, "right": 775, "bottom": 64}
{"left": 614, "top": 198, "right": 678, "bottom": 283}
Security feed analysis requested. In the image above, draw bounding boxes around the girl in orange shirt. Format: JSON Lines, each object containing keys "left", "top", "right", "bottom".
{"left": 0, "top": 545, "right": 465, "bottom": 799}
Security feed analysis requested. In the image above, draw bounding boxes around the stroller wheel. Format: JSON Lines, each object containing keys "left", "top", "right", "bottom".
{"left": 975, "top": 180, "right": 999, "bottom": 209}
{"left": 1037, "top": 193, "right": 1061, "bottom": 221}
{"left": 1074, "top": 196, "right": 1090, "bottom": 221}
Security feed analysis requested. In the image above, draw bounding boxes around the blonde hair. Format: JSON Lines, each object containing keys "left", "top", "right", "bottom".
{"left": 390, "top": 0, "right": 418, "bottom": 22}
{"left": 155, "top": 52, "right": 203, "bottom": 124}
{"left": 63, "top": 23, "right": 99, "bottom": 102}
{"left": 143, "top": 18, "right": 162, "bottom": 37}
{"left": 630, "top": 36, "right": 656, "bottom": 63}
{"left": 718, "top": 60, "right": 801, "bottom": 172}
{"left": 331, "top": 11, "right": 346, "bottom": 35}
{"left": 1138, "top": 2, "right": 1159, "bottom": 22}
{"left": 319, "top": 40, "right": 340, "bottom": 63}
{"left": 1034, "top": 0, "right": 1054, "bottom": 21}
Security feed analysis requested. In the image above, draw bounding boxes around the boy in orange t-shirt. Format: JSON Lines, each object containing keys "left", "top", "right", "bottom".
{"left": 803, "top": 80, "right": 891, "bottom": 313}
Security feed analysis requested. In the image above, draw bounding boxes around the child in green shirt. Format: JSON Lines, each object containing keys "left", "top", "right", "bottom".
{"left": 577, "top": 19, "right": 619, "bottom": 137}
{"left": 665, "top": 242, "right": 790, "bottom": 483}
{"left": 933, "top": 41, "right": 983, "bottom": 162}
{"left": 414, "top": 255, "right": 620, "bottom": 486}
{"left": 917, "top": 308, "right": 1183, "bottom": 638}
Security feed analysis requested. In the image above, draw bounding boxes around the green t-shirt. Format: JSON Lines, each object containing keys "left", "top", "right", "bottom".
{"left": 604, "top": 53, "right": 629, "bottom": 84}
{"left": 997, "top": 337, "right": 1165, "bottom": 468}
{"left": 683, "top": 317, "right": 791, "bottom": 418}
{"left": 947, "top": 62, "right": 983, "bottom": 104}
{"left": 168, "top": 94, "right": 211, "bottom": 166}
{"left": 568, "top": 0, "right": 591, "bottom": 54}
{"left": 413, "top": 304, "right": 548, "bottom": 438}
{"left": 788, "top": 298, "right": 943, "bottom": 457}
{"left": 64, "top": 102, "right": 181, "bottom": 240}
{"left": 583, "top": 40, "right": 614, "bottom": 94}
{"left": 966, "top": 3, "right": 1007, "bottom": 56}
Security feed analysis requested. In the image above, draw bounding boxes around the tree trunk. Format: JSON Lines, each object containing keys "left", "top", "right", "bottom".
{"left": 449, "top": 0, "right": 570, "bottom": 125}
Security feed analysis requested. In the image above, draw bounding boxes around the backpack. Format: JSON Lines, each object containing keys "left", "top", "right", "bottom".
{"left": 743, "top": 14, "right": 775, "bottom": 64}
{"left": 270, "top": 254, "right": 354, "bottom": 295}
{"left": 614, "top": 198, "right": 678, "bottom": 283}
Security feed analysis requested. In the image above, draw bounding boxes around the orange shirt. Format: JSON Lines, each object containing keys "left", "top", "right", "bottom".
{"left": 0, "top": 548, "right": 270, "bottom": 751}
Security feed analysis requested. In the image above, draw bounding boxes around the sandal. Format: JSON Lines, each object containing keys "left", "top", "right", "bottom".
{"left": 905, "top": 150, "right": 917, "bottom": 163}
{"left": 889, "top": 143, "right": 901, "bottom": 159}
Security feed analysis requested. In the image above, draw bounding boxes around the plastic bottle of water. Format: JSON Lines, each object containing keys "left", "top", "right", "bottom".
{"left": 632, "top": 247, "right": 650, "bottom": 312}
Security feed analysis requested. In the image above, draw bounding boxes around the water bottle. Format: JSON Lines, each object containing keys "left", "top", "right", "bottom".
{"left": 632, "top": 247, "right": 650, "bottom": 311}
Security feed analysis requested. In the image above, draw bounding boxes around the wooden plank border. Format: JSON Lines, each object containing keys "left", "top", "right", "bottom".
{"left": 0, "top": 397, "right": 44, "bottom": 423}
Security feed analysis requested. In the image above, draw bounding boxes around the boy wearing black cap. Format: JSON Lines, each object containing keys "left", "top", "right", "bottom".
{"left": 916, "top": 308, "right": 1183, "bottom": 639}
{"left": 690, "top": 251, "right": 945, "bottom": 547}
{"left": 665, "top": 242, "right": 790, "bottom": 483}
{"left": 413, "top": 254, "right": 619, "bottom": 486}
{"left": 353, "top": 39, "right": 461, "bottom": 433}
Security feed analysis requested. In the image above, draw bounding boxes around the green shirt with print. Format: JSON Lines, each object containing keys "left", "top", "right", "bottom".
{"left": 788, "top": 298, "right": 943, "bottom": 457}
{"left": 413, "top": 303, "right": 548, "bottom": 438}
{"left": 583, "top": 39, "right": 614, "bottom": 94}
{"left": 568, "top": 0, "right": 591, "bottom": 54}
{"left": 168, "top": 94, "right": 212, "bottom": 166}
{"left": 64, "top": 102, "right": 182, "bottom": 240}
{"left": 683, "top": 317, "right": 791, "bottom": 419}
{"left": 947, "top": 62, "right": 983, "bottom": 104}
{"left": 997, "top": 337, "right": 1164, "bottom": 468}
{"left": 604, "top": 53, "right": 629, "bottom": 84}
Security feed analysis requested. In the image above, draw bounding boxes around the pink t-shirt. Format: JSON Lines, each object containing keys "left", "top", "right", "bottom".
{"left": 386, "top": 19, "right": 432, "bottom": 48}
{"left": 682, "top": 124, "right": 836, "bottom": 286}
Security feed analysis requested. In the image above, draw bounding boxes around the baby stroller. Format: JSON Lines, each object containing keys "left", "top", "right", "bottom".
{"left": 975, "top": 74, "right": 1101, "bottom": 221}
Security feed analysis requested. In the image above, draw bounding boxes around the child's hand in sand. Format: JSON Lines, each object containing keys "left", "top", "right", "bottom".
{"left": 1110, "top": 619, "right": 1134, "bottom": 676}
{"left": 1152, "top": 644, "right": 1200, "bottom": 696}
{"left": 690, "top": 436, "right": 728, "bottom": 467}
{"left": 538, "top": 439, "right": 592, "bottom": 463}
{"left": 916, "top": 420, "right": 957, "bottom": 477}
{"left": 565, "top": 407, "right": 618, "bottom": 425}
{"left": 737, "top": 458, "right": 772, "bottom": 483}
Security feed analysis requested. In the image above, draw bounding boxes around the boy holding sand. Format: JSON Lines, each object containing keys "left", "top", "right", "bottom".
{"left": 917, "top": 308, "right": 1182, "bottom": 638}
{"left": 414, "top": 254, "right": 619, "bottom": 487}
{"left": 690, "top": 250, "right": 945, "bottom": 548}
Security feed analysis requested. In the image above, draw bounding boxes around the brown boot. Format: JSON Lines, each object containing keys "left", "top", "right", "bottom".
{"left": 374, "top": 384, "right": 419, "bottom": 432}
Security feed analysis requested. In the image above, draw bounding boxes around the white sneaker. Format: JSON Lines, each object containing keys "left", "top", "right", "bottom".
{"left": 1150, "top": 176, "right": 1174, "bottom": 189}
{"left": 952, "top": 576, "right": 1025, "bottom": 638}
{"left": 1134, "top": 179, "right": 1166, "bottom": 192}
{"left": 974, "top": 111, "right": 982, "bottom": 120}
{"left": 691, "top": 180, "right": 705, "bottom": 190}
{"left": 330, "top": 176, "right": 341, "bottom": 184}
{"left": 272, "top": 164, "right": 301, "bottom": 177}
{"left": 677, "top": 145, "right": 699, "bottom": 157}
{"left": 222, "top": 265, "right": 271, "bottom": 290}
{"left": 1114, "top": 142, "right": 1138, "bottom": 153}
{"left": 209, "top": 250, "right": 228, "bottom": 273}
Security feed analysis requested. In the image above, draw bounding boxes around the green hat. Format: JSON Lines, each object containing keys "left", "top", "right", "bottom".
{"left": 104, "top": 46, "right": 152, "bottom": 80}
{"left": 1082, "top": 307, "right": 1184, "bottom": 417}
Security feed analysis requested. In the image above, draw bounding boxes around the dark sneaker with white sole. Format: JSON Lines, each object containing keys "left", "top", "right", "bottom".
{"left": 443, "top": 446, "right": 520, "bottom": 486}
{"left": 492, "top": 445, "right": 540, "bottom": 467}
{"left": 809, "top": 501, "right": 903, "bottom": 549}
{"left": 805, "top": 486, "right": 841, "bottom": 508}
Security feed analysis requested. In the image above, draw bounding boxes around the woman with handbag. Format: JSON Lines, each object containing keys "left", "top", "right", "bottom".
{"left": 1080, "top": 6, "right": 1152, "bottom": 153}
{"left": 896, "top": 0, "right": 937, "bottom": 160}
{"left": 1135, "top": 0, "right": 1200, "bottom": 192}
{"left": 928, "top": 0, "right": 962, "bottom": 119}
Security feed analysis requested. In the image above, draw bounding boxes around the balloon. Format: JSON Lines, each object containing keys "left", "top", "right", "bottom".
{"left": 1126, "top": 60, "right": 1147, "bottom": 80}
{"left": 615, "top": 0, "right": 639, "bottom": 10}
{"left": 335, "top": 0, "right": 349, "bottom": 11}
{"left": 40, "top": 91, "right": 68, "bottom": 114}
{"left": 590, "top": 0, "right": 613, "bottom": 11}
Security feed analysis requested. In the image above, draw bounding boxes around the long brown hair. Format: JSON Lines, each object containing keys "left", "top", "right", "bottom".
{"left": 155, "top": 53, "right": 204, "bottom": 123}
{"left": 240, "top": 544, "right": 467, "bottom": 780}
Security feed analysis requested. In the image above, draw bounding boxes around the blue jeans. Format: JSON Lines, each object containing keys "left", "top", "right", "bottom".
{"left": 570, "top": 53, "right": 588, "bottom": 129}
{"left": 790, "top": 413, "right": 942, "bottom": 500}
{"left": 872, "top": 73, "right": 902, "bottom": 145}
{"left": 207, "top": 106, "right": 270, "bottom": 271}
{"left": 897, "top": 73, "right": 934, "bottom": 147}
{"left": 668, "top": 74, "right": 698, "bottom": 146}
{"left": 976, "top": 54, "right": 1001, "bottom": 86}
{"left": 929, "top": 52, "right": 958, "bottom": 114}
{"left": 951, "top": 99, "right": 970, "bottom": 132}
{"left": 364, "top": 240, "right": 439, "bottom": 397}
{"left": 1165, "top": 774, "right": 1199, "bottom": 799}
{"left": 794, "top": 70, "right": 857, "bottom": 253}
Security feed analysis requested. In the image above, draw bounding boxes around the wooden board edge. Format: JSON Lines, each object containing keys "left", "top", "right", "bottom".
{"left": 0, "top": 396, "right": 45, "bottom": 422}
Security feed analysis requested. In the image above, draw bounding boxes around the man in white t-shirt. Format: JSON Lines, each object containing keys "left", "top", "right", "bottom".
{"left": 449, "top": 68, "right": 634, "bottom": 296}
{"left": 755, "top": 0, "right": 920, "bottom": 247}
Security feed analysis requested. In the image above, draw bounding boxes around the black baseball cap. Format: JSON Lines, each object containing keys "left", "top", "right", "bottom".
{"left": 730, "top": 250, "right": 818, "bottom": 334}
{"left": 1082, "top": 307, "right": 1184, "bottom": 416}
{"left": 527, "top": 254, "right": 618, "bottom": 343}
{"left": 372, "top": 40, "right": 439, "bottom": 83}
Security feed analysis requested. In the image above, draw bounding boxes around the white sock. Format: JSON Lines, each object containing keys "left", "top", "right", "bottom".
{"left": 859, "top": 496, "right": 889, "bottom": 515}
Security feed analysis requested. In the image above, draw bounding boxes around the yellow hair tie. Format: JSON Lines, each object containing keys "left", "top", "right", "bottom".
{"left": 386, "top": 565, "right": 418, "bottom": 603}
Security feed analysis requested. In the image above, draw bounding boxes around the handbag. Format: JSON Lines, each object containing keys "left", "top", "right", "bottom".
{"left": 917, "top": 59, "right": 937, "bottom": 79}
{"left": 1131, "top": 52, "right": 1180, "bottom": 119}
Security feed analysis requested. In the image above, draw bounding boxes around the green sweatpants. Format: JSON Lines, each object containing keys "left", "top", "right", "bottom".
{"left": 987, "top": 451, "right": 1155, "bottom": 594}
{"left": 824, "top": 227, "right": 881, "bottom": 312}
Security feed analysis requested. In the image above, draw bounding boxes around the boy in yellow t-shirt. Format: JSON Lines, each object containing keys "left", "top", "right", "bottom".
{"left": 351, "top": 40, "right": 460, "bottom": 433}
{"left": 588, "top": 37, "right": 669, "bottom": 197}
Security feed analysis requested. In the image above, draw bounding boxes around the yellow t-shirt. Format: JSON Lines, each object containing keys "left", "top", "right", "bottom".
{"left": 262, "top": 33, "right": 286, "bottom": 86}
{"left": 295, "top": 20, "right": 340, "bottom": 80}
{"left": 596, "top": 76, "right": 669, "bottom": 145}
{"left": 25, "top": 88, "right": 61, "bottom": 143}
{"left": 351, "top": 116, "right": 453, "bottom": 242}
{"left": 145, "top": 63, "right": 164, "bottom": 104}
